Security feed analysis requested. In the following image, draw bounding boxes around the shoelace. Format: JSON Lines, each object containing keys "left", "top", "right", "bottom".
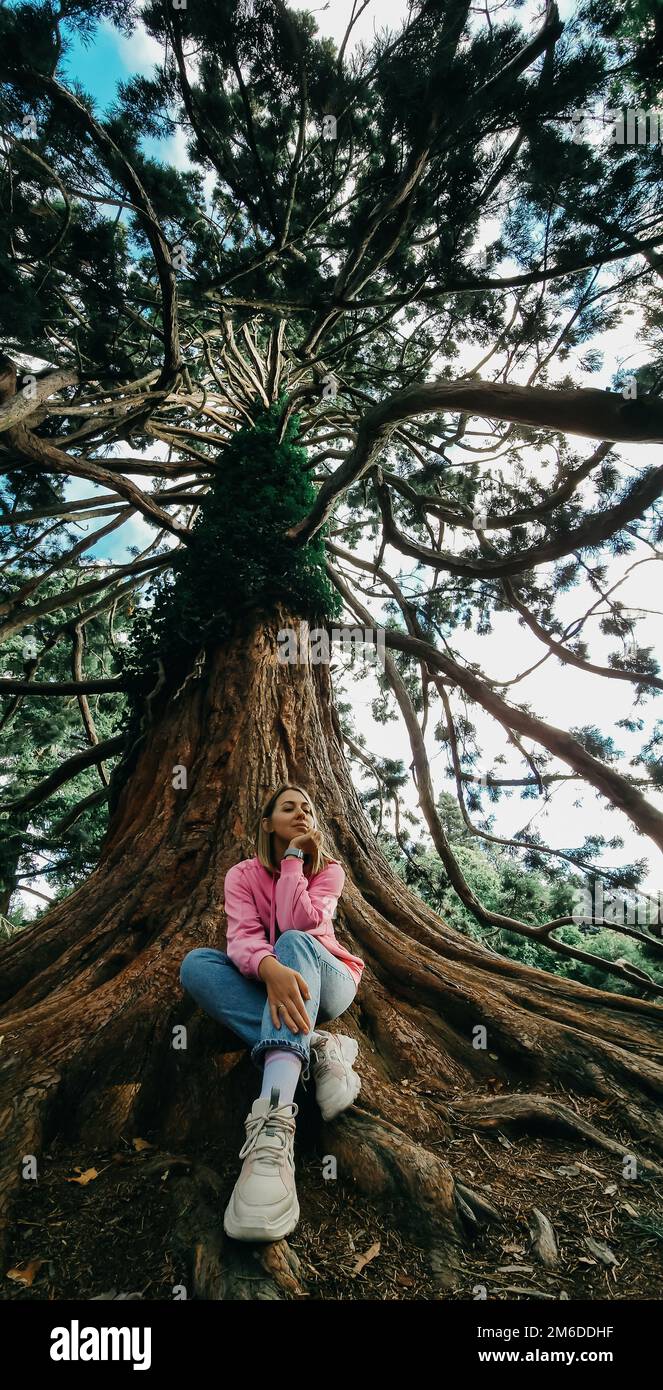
{"left": 239, "top": 1102, "right": 298, "bottom": 1163}
{"left": 300, "top": 1040, "right": 329, "bottom": 1092}
{"left": 311, "top": 1042, "right": 332, "bottom": 1076}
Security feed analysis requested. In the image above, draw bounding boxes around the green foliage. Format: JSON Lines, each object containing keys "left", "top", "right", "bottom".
{"left": 373, "top": 794, "right": 663, "bottom": 995}
{"left": 116, "top": 403, "right": 343, "bottom": 716}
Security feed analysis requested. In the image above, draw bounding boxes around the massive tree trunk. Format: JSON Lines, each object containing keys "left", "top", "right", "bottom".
{"left": 1, "top": 601, "right": 662, "bottom": 1299}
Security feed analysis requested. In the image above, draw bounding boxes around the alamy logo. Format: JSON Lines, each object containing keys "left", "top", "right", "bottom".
{"left": 571, "top": 883, "right": 663, "bottom": 928}
{"left": 572, "top": 108, "right": 663, "bottom": 146}
{"left": 276, "top": 622, "right": 385, "bottom": 668}
{"left": 50, "top": 1320, "right": 151, "bottom": 1371}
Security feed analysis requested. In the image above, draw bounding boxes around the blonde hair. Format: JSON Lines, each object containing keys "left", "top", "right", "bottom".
{"left": 256, "top": 783, "right": 336, "bottom": 878}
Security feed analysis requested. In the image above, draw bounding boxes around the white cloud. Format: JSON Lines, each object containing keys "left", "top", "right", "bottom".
{"left": 102, "top": 16, "right": 162, "bottom": 77}
{"left": 162, "top": 123, "right": 192, "bottom": 172}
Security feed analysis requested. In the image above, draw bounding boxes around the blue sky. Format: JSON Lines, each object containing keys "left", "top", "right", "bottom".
{"left": 60, "top": 21, "right": 127, "bottom": 113}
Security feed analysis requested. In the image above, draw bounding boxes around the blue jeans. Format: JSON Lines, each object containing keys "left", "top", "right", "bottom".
{"left": 179, "top": 931, "right": 358, "bottom": 1083}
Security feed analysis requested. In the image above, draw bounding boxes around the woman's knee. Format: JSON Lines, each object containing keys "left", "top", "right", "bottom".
{"left": 274, "top": 930, "right": 312, "bottom": 955}
{"left": 179, "top": 947, "right": 228, "bottom": 989}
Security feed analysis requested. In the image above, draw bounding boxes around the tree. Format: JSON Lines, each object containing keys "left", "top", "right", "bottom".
{"left": 1, "top": 0, "right": 662, "bottom": 1298}
{"left": 379, "top": 791, "right": 663, "bottom": 991}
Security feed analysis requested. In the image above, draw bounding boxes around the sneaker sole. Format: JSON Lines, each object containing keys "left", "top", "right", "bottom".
{"left": 223, "top": 1192, "right": 300, "bottom": 1243}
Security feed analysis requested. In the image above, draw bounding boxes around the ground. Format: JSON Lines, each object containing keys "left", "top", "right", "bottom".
{"left": 3, "top": 1082, "right": 662, "bottom": 1302}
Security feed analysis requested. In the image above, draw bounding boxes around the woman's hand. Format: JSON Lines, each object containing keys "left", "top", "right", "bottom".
{"left": 287, "top": 827, "right": 323, "bottom": 856}
{"left": 259, "top": 958, "right": 312, "bottom": 1034}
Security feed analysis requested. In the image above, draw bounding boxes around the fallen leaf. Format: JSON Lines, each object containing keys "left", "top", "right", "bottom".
{"left": 66, "top": 1168, "right": 99, "bottom": 1186}
{"left": 352, "top": 1241, "right": 380, "bottom": 1276}
{"left": 7, "top": 1258, "right": 45, "bottom": 1286}
{"left": 132, "top": 1138, "right": 153, "bottom": 1152}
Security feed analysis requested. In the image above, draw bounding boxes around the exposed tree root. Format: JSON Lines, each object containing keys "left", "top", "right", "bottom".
{"left": 444, "top": 1093, "right": 663, "bottom": 1176}
{"left": 317, "top": 1106, "right": 489, "bottom": 1244}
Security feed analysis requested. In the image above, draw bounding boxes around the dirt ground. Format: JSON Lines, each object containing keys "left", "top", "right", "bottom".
{"left": 3, "top": 1080, "right": 662, "bottom": 1302}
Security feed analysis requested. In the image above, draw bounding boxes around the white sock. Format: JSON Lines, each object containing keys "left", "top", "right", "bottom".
{"left": 259, "top": 1049, "right": 303, "bottom": 1107}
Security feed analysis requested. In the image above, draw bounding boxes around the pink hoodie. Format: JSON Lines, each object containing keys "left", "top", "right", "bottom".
{"left": 223, "top": 854, "right": 365, "bottom": 987}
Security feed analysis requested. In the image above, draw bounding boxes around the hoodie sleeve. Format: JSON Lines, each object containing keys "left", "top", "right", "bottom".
{"left": 223, "top": 863, "right": 275, "bottom": 981}
{"left": 275, "top": 857, "right": 345, "bottom": 937}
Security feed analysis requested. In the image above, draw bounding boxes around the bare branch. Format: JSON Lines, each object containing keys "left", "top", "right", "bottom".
{"left": 0, "top": 734, "right": 127, "bottom": 815}
{"left": 326, "top": 549, "right": 663, "bottom": 852}
{"left": 286, "top": 383, "right": 663, "bottom": 545}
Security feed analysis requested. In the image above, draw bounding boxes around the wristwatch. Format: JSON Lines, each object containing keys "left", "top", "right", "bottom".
{"left": 283, "top": 847, "right": 305, "bottom": 861}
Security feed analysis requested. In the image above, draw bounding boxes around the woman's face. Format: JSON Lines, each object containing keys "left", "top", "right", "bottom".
{"left": 264, "top": 790, "right": 315, "bottom": 845}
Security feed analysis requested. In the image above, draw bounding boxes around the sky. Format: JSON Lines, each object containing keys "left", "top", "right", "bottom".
{"left": 11, "top": 0, "right": 663, "bottom": 913}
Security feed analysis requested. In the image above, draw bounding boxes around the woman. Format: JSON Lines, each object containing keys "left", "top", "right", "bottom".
{"left": 179, "top": 783, "right": 365, "bottom": 1243}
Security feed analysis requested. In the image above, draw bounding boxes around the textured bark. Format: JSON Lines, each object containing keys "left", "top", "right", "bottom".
{"left": 1, "top": 602, "right": 662, "bottom": 1296}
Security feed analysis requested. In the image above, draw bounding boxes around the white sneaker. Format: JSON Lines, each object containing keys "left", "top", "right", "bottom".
{"left": 223, "top": 1095, "right": 299, "bottom": 1242}
{"left": 302, "top": 1031, "right": 361, "bottom": 1121}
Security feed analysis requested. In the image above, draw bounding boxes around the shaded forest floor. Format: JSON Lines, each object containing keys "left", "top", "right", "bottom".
{"left": 3, "top": 1081, "right": 662, "bottom": 1302}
